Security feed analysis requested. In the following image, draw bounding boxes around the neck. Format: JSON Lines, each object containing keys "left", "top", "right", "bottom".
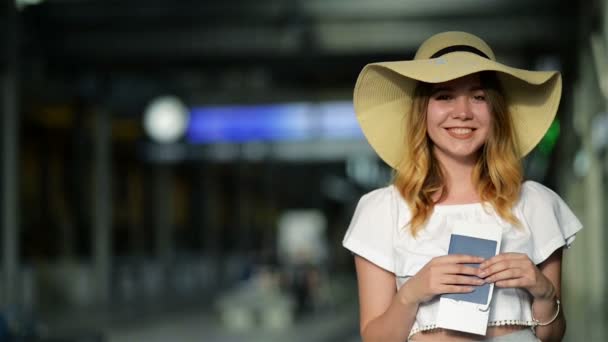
{"left": 433, "top": 150, "right": 480, "bottom": 204}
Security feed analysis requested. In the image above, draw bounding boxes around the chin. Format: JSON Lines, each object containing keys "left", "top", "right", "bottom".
{"left": 434, "top": 147, "right": 482, "bottom": 163}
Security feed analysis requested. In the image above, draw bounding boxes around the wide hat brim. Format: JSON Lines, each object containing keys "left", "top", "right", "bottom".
{"left": 354, "top": 51, "right": 562, "bottom": 169}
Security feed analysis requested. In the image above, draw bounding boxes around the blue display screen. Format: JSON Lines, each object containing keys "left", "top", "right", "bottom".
{"left": 186, "top": 101, "right": 364, "bottom": 144}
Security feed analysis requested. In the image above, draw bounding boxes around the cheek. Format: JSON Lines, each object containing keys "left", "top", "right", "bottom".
{"left": 425, "top": 113, "right": 440, "bottom": 137}
{"left": 426, "top": 103, "right": 444, "bottom": 126}
{"left": 481, "top": 115, "right": 493, "bottom": 140}
{"left": 475, "top": 106, "right": 492, "bottom": 129}
{"left": 478, "top": 104, "right": 492, "bottom": 122}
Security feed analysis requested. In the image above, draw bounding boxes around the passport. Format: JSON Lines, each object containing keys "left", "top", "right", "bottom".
{"left": 442, "top": 234, "right": 497, "bottom": 305}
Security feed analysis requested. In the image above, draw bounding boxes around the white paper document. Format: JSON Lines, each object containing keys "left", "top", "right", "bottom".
{"left": 435, "top": 221, "right": 503, "bottom": 336}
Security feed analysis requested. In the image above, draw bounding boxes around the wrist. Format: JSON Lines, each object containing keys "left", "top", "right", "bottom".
{"left": 398, "top": 282, "right": 421, "bottom": 307}
{"left": 532, "top": 277, "right": 556, "bottom": 300}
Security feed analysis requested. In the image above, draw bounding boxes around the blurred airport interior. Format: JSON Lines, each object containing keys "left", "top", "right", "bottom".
{"left": 1, "top": 0, "right": 608, "bottom": 341}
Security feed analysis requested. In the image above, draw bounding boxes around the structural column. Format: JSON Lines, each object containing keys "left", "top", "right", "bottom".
{"left": 567, "top": 41, "right": 606, "bottom": 342}
{"left": 93, "top": 108, "right": 112, "bottom": 304}
{"left": 153, "top": 164, "right": 173, "bottom": 280}
{"left": 1, "top": 0, "right": 20, "bottom": 309}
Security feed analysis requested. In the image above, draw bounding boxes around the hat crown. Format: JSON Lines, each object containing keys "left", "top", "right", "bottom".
{"left": 414, "top": 31, "right": 496, "bottom": 61}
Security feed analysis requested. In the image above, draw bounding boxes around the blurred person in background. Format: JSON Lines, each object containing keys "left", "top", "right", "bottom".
{"left": 277, "top": 210, "right": 328, "bottom": 315}
{"left": 342, "top": 31, "right": 582, "bottom": 342}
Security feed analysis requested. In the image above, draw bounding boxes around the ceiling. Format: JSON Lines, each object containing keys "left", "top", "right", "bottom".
{"left": 12, "top": 0, "right": 584, "bottom": 115}
{"left": 23, "top": 0, "right": 579, "bottom": 65}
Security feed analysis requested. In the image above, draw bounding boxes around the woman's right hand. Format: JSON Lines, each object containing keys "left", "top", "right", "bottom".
{"left": 398, "top": 254, "right": 485, "bottom": 305}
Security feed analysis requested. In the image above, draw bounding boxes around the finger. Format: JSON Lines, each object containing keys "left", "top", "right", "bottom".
{"left": 436, "top": 254, "right": 485, "bottom": 265}
{"left": 440, "top": 285, "right": 475, "bottom": 294}
{"left": 443, "top": 264, "right": 483, "bottom": 276}
{"left": 483, "top": 268, "right": 524, "bottom": 284}
{"left": 480, "top": 255, "right": 505, "bottom": 268}
{"left": 479, "top": 260, "right": 516, "bottom": 277}
{"left": 443, "top": 275, "right": 485, "bottom": 286}
{"left": 480, "top": 253, "right": 526, "bottom": 268}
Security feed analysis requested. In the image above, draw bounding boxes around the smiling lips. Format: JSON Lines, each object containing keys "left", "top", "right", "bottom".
{"left": 445, "top": 127, "right": 476, "bottom": 139}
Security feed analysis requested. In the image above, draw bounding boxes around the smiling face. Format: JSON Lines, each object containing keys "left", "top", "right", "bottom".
{"left": 426, "top": 73, "right": 492, "bottom": 166}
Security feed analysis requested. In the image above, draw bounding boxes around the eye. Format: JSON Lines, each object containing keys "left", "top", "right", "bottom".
{"left": 473, "top": 92, "right": 486, "bottom": 101}
{"left": 435, "top": 94, "right": 452, "bottom": 100}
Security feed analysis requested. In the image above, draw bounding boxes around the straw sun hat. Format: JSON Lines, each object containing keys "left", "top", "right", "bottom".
{"left": 353, "top": 31, "right": 562, "bottom": 169}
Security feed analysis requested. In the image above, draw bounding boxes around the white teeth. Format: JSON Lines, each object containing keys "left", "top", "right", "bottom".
{"left": 448, "top": 128, "right": 473, "bottom": 134}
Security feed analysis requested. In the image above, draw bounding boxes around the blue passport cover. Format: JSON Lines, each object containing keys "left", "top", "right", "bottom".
{"left": 442, "top": 234, "right": 497, "bottom": 305}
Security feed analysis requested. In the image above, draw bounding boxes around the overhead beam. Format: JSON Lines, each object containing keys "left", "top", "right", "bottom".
{"left": 40, "top": 0, "right": 560, "bottom": 22}
{"left": 42, "top": 16, "right": 567, "bottom": 63}
{"left": 302, "top": 0, "right": 560, "bottom": 19}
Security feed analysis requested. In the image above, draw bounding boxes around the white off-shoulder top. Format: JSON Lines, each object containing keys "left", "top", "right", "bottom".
{"left": 342, "top": 181, "right": 583, "bottom": 338}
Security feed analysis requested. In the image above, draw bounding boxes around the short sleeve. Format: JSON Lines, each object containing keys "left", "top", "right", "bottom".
{"left": 520, "top": 181, "right": 583, "bottom": 264}
{"left": 342, "top": 186, "right": 397, "bottom": 273}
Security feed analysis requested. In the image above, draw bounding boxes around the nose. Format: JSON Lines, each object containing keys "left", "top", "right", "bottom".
{"left": 451, "top": 96, "right": 473, "bottom": 120}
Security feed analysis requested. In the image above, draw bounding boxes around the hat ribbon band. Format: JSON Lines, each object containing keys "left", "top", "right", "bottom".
{"left": 430, "top": 45, "right": 490, "bottom": 59}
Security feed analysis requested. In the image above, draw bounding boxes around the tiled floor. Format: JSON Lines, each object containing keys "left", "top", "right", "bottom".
{"left": 106, "top": 305, "right": 359, "bottom": 342}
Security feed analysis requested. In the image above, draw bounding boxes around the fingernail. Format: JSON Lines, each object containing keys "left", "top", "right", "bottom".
{"left": 478, "top": 271, "right": 486, "bottom": 277}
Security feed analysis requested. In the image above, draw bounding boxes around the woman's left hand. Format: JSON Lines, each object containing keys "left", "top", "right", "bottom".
{"left": 479, "top": 253, "right": 555, "bottom": 299}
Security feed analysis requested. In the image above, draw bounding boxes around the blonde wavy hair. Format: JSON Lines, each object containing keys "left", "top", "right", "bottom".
{"left": 393, "top": 71, "right": 523, "bottom": 236}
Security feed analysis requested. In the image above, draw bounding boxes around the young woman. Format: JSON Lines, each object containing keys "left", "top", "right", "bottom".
{"left": 343, "top": 32, "right": 582, "bottom": 342}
